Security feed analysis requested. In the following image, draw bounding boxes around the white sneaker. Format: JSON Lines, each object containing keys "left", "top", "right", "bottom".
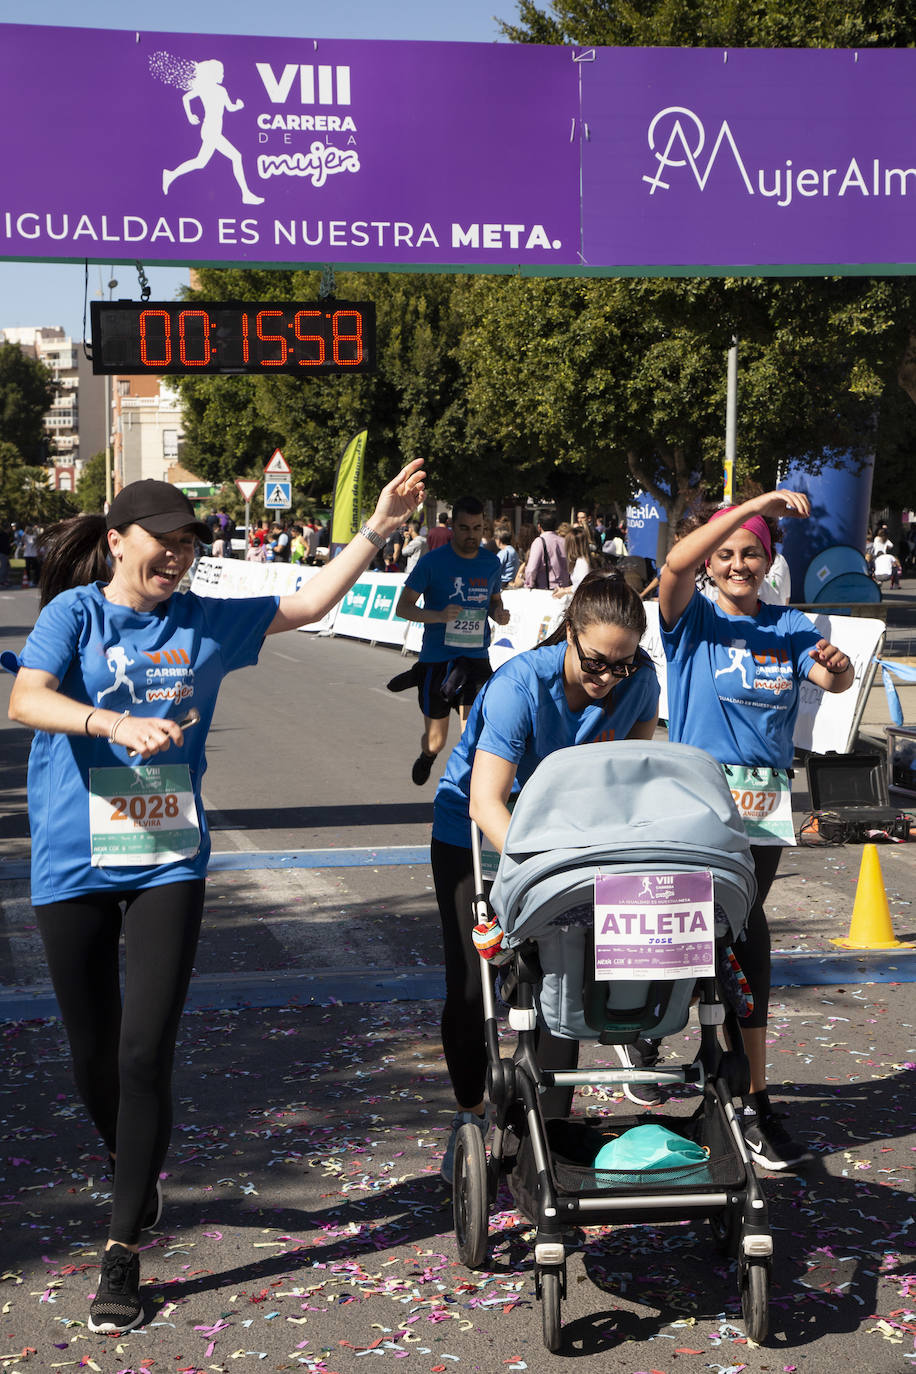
{"left": 614, "top": 1038, "right": 662, "bottom": 1106}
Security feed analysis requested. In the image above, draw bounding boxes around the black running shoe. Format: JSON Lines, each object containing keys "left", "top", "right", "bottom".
{"left": 141, "top": 1180, "right": 162, "bottom": 1231}
{"left": 614, "top": 1037, "right": 661, "bottom": 1106}
{"left": 743, "top": 1107, "right": 812, "bottom": 1171}
{"left": 411, "top": 752, "right": 436, "bottom": 786}
{"left": 87, "top": 1244, "right": 143, "bottom": 1333}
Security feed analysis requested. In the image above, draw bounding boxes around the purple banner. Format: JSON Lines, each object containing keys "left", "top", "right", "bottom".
{"left": 594, "top": 871, "right": 715, "bottom": 980}
{"left": 0, "top": 25, "right": 579, "bottom": 269}
{"left": 3, "top": 28, "right": 916, "bottom": 272}
{"left": 579, "top": 48, "right": 916, "bottom": 270}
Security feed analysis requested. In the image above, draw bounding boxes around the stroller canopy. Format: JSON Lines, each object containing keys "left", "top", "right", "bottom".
{"left": 490, "top": 739, "right": 757, "bottom": 946}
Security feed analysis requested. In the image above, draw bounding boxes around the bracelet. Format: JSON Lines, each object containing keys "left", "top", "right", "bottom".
{"left": 108, "top": 710, "right": 129, "bottom": 744}
{"left": 84, "top": 708, "right": 99, "bottom": 736}
{"left": 358, "top": 523, "right": 386, "bottom": 551}
{"left": 825, "top": 659, "right": 850, "bottom": 676}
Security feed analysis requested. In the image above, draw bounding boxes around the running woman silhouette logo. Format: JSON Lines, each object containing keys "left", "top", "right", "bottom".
{"left": 97, "top": 646, "right": 142, "bottom": 706}
{"left": 451, "top": 576, "right": 467, "bottom": 599}
{"left": 150, "top": 53, "right": 264, "bottom": 205}
{"left": 714, "top": 643, "right": 752, "bottom": 690}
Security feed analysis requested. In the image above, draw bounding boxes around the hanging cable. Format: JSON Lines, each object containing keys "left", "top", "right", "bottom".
{"left": 81, "top": 259, "right": 92, "bottom": 360}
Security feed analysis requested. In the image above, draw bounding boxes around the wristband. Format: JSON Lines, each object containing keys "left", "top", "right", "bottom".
{"left": 84, "top": 708, "right": 99, "bottom": 736}
{"left": 825, "top": 658, "right": 850, "bottom": 676}
{"left": 359, "top": 523, "right": 386, "bottom": 551}
{"left": 108, "top": 710, "right": 129, "bottom": 744}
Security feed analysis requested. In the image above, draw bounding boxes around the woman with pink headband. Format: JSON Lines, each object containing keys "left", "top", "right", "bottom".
{"left": 657, "top": 489, "right": 853, "bottom": 1172}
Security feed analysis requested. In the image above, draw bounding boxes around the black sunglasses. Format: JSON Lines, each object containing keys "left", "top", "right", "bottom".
{"left": 572, "top": 632, "right": 641, "bottom": 678}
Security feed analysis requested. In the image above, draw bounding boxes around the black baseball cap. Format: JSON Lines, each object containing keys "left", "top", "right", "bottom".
{"left": 106, "top": 480, "right": 213, "bottom": 543}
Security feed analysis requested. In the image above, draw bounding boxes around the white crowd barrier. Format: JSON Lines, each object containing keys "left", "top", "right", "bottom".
{"left": 191, "top": 557, "right": 882, "bottom": 754}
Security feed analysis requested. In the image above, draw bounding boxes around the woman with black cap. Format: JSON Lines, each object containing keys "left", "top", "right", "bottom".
{"left": 6, "top": 466, "right": 424, "bottom": 1334}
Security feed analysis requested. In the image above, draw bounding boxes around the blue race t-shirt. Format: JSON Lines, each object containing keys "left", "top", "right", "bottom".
{"left": 19, "top": 582, "right": 279, "bottom": 903}
{"left": 433, "top": 641, "right": 659, "bottom": 848}
{"left": 404, "top": 543, "right": 502, "bottom": 663}
{"left": 661, "top": 589, "right": 821, "bottom": 769}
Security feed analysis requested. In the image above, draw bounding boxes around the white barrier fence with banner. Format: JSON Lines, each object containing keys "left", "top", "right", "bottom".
{"left": 190, "top": 558, "right": 335, "bottom": 632}
{"left": 191, "top": 559, "right": 881, "bottom": 753}
{"left": 333, "top": 573, "right": 409, "bottom": 647}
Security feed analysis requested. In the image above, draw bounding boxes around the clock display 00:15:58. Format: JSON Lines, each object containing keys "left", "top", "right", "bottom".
{"left": 90, "top": 300, "right": 376, "bottom": 374}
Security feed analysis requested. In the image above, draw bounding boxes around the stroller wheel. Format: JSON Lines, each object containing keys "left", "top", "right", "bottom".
{"left": 453, "top": 1123, "right": 488, "bottom": 1269}
{"left": 739, "top": 1259, "right": 770, "bottom": 1343}
{"left": 538, "top": 1267, "right": 563, "bottom": 1351}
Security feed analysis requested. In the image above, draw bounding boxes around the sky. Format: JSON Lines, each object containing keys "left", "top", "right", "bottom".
{"left": 0, "top": 0, "right": 516, "bottom": 343}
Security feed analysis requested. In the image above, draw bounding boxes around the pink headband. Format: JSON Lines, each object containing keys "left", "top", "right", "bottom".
{"left": 707, "top": 506, "right": 772, "bottom": 561}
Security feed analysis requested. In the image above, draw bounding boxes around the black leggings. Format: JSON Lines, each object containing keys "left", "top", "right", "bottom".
{"left": 35, "top": 879, "right": 205, "bottom": 1245}
{"left": 737, "top": 845, "right": 782, "bottom": 1031}
{"left": 431, "top": 836, "right": 578, "bottom": 1117}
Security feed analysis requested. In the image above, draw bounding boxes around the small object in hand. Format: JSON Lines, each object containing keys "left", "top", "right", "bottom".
{"left": 472, "top": 918, "right": 511, "bottom": 965}
{"left": 128, "top": 708, "right": 200, "bottom": 758}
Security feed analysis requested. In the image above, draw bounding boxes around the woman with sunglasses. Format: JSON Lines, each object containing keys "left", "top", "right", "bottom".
{"left": 431, "top": 573, "right": 659, "bottom": 1183}
{"left": 659, "top": 489, "right": 853, "bottom": 1172}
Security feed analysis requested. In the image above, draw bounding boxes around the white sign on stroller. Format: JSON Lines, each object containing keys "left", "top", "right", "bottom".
{"left": 594, "top": 871, "right": 716, "bottom": 981}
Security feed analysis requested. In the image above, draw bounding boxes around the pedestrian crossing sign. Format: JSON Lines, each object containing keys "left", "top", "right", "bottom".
{"left": 265, "top": 480, "right": 291, "bottom": 509}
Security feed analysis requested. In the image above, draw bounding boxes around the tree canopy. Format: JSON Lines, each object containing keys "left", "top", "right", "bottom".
{"left": 499, "top": 0, "right": 916, "bottom": 48}
{"left": 0, "top": 342, "right": 56, "bottom": 466}
{"left": 0, "top": 343, "right": 74, "bottom": 522}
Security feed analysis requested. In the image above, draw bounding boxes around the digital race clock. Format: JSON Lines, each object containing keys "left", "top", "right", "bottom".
{"left": 90, "top": 300, "right": 376, "bottom": 375}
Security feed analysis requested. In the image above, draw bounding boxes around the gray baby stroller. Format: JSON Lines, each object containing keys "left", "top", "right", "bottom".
{"left": 451, "top": 739, "right": 772, "bottom": 1350}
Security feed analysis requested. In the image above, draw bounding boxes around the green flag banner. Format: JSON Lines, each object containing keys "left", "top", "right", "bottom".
{"left": 329, "top": 429, "right": 367, "bottom": 557}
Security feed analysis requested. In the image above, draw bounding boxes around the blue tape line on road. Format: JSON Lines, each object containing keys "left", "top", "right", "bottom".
{"left": 208, "top": 846, "right": 430, "bottom": 870}
{"left": 0, "top": 845, "right": 430, "bottom": 883}
{"left": 3, "top": 951, "right": 916, "bottom": 1021}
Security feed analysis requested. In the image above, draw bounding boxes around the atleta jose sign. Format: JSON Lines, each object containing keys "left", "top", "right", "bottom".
{"left": 3, "top": 25, "right": 915, "bottom": 275}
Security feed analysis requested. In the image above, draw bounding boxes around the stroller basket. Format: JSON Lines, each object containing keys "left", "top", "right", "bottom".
{"left": 509, "top": 1103, "right": 747, "bottom": 1225}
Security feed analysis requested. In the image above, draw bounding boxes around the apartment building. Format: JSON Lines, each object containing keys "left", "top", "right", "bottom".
{"left": 112, "top": 374, "right": 185, "bottom": 489}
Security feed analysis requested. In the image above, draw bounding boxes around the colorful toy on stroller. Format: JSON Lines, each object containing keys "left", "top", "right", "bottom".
{"left": 452, "top": 739, "right": 772, "bottom": 1350}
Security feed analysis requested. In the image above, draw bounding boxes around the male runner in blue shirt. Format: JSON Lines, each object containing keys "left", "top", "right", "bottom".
{"left": 396, "top": 496, "right": 510, "bottom": 785}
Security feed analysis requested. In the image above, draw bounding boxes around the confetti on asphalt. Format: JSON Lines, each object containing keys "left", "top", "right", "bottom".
{"left": 0, "top": 984, "right": 914, "bottom": 1371}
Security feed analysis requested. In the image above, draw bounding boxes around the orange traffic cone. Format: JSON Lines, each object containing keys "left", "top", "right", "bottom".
{"left": 21, "top": 569, "right": 28, "bottom": 588}
{"left": 831, "top": 844, "right": 913, "bottom": 950}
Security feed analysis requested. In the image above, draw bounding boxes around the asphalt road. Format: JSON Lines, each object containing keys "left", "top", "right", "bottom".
{"left": 1, "top": 584, "right": 916, "bottom": 1373}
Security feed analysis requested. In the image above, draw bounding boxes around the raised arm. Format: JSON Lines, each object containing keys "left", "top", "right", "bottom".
{"left": 267, "top": 460, "right": 425, "bottom": 634}
{"left": 658, "top": 490, "right": 810, "bottom": 629}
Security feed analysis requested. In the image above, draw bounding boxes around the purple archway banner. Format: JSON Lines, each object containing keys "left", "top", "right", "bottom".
{"left": 2, "top": 26, "right": 916, "bottom": 273}
{"left": 0, "top": 25, "right": 580, "bottom": 270}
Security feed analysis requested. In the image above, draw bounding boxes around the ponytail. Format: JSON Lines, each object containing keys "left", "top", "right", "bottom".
{"left": 38, "top": 515, "right": 110, "bottom": 608}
